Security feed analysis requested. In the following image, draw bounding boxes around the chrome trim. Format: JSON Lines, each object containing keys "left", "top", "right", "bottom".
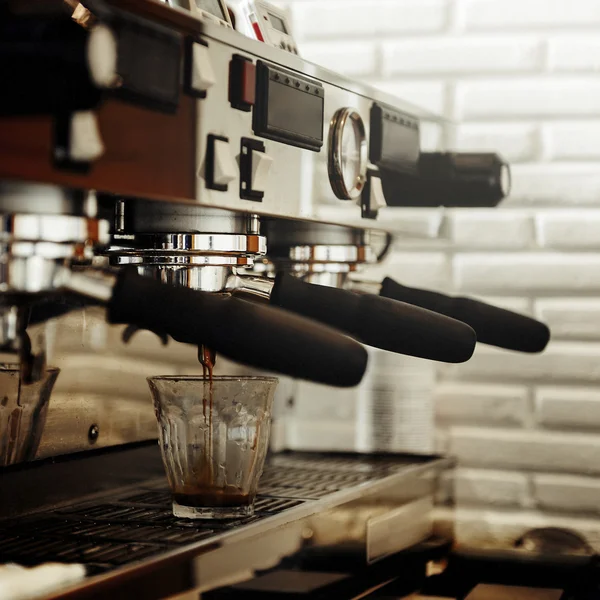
{"left": 134, "top": 265, "right": 233, "bottom": 292}
{"left": 112, "top": 254, "right": 253, "bottom": 267}
{"left": 286, "top": 244, "right": 375, "bottom": 264}
{"left": 0, "top": 214, "right": 109, "bottom": 245}
{"left": 328, "top": 108, "right": 368, "bottom": 200}
{"left": 108, "top": 233, "right": 266, "bottom": 255}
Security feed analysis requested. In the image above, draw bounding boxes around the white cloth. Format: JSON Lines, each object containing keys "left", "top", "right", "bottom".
{"left": 0, "top": 563, "right": 86, "bottom": 600}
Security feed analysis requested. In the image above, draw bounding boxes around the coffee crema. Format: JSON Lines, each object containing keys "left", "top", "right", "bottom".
{"left": 174, "top": 485, "right": 253, "bottom": 508}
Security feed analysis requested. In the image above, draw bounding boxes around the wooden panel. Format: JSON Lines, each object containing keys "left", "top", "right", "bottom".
{"left": 0, "top": 96, "right": 196, "bottom": 202}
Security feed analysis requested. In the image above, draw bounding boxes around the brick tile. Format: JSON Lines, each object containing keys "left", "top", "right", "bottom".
{"left": 533, "top": 473, "right": 600, "bottom": 514}
{"left": 382, "top": 37, "right": 543, "bottom": 75}
{"left": 535, "top": 299, "right": 600, "bottom": 340}
{"left": 549, "top": 36, "right": 600, "bottom": 71}
{"left": 454, "top": 253, "right": 600, "bottom": 293}
{"left": 463, "top": 0, "right": 600, "bottom": 30}
{"left": 536, "top": 210, "right": 600, "bottom": 248}
{"left": 436, "top": 382, "right": 529, "bottom": 426}
{"left": 291, "top": 0, "right": 449, "bottom": 40}
{"left": 448, "top": 342, "right": 600, "bottom": 384}
{"left": 450, "top": 426, "right": 600, "bottom": 474}
{"left": 536, "top": 386, "right": 600, "bottom": 429}
{"left": 457, "top": 79, "right": 600, "bottom": 120}
{"left": 453, "top": 123, "right": 539, "bottom": 163}
{"left": 544, "top": 122, "right": 600, "bottom": 161}
{"left": 455, "top": 468, "right": 530, "bottom": 507}
{"left": 447, "top": 209, "right": 534, "bottom": 249}
{"left": 507, "top": 164, "right": 600, "bottom": 206}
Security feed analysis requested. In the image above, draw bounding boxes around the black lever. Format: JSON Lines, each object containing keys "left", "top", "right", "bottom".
{"left": 107, "top": 269, "right": 367, "bottom": 387}
{"left": 270, "top": 273, "right": 476, "bottom": 364}
{"left": 380, "top": 277, "right": 550, "bottom": 353}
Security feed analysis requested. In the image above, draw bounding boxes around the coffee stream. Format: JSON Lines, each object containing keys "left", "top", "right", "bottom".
{"left": 199, "top": 345, "right": 215, "bottom": 420}
{"left": 200, "top": 344, "right": 215, "bottom": 485}
{"left": 174, "top": 346, "right": 253, "bottom": 509}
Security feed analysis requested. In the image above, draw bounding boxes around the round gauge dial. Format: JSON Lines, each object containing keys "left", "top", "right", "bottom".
{"left": 328, "top": 108, "right": 368, "bottom": 200}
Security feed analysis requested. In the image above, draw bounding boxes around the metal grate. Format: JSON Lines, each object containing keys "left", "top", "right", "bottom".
{"left": 0, "top": 453, "right": 409, "bottom": 572}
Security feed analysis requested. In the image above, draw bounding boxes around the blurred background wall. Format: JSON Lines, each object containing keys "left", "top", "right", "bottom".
{"left": 281, "top": 0, "right": 600, "bottom": 546}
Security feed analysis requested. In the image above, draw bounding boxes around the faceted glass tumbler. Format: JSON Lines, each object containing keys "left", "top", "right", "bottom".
{"left": 0, "top": 365, "right": 60, "bottom": 466}
{"left": 147, "top": 375, "right": 278, "bottom": 519}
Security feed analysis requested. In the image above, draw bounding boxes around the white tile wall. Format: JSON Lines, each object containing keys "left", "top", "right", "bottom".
{"left": 461, "top": 0, "right": 600, "bottom": 31}
{"left": 283, "top": 0, "right": 600, "bottom": 548}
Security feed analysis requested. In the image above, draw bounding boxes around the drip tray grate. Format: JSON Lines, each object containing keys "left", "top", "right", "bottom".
{"left": 0, "top": 453, "right": 429, "bottom": 572}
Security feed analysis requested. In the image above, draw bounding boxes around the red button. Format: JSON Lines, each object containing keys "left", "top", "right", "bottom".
{"left": 229, "top": 55, "right": 255, "bottom": 112}
{"left": 240, "top": 60, "right": 256, "bottom": 107}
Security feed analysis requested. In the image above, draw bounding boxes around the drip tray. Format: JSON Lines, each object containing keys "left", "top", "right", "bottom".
{"left": 0, "top": 448, "right": 450, "bottom": 599}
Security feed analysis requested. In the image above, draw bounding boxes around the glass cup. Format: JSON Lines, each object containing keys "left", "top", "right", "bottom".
{"left": 147, "top": 375, "right": 278, "bottom": 519}
{"left": 0, "top": 365, "right": 60, "bottom": 466}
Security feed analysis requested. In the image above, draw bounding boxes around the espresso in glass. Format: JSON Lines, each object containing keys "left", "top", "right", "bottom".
{"left": 148, "top": 375, "right": 278, "bottom": 519}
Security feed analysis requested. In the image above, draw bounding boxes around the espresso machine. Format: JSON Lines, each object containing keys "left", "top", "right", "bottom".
{"left": 0, "top": 1, "right": 554, "bottom": 598}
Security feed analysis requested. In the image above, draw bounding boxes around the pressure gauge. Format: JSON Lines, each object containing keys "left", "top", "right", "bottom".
{"left": 328, "top": 108, "right": 368, "bottom": 200}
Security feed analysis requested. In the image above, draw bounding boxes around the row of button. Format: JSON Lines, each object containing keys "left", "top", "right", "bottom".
{"left": 208, "top": 136, "right": 273, "bottom": 199}
{"left": 279, "top": 41, "right": 298, "bottom": 54}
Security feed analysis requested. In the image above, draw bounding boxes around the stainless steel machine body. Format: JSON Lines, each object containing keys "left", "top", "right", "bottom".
{"left": 0, "top": 2, "right": 524, "bottom": 597}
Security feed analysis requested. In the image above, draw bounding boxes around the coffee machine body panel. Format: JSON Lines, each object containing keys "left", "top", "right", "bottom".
{"left": 0, "top": 19, "right": 440, "bottom": 232}
{"left": 185, "top": 22, "right": 439, "bottom": 227}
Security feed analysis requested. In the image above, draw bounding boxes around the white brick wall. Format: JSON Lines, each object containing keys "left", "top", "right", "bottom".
{"left": 450, "top": 428, "right": 600, "bottom": 475}
{"left": 461, "top": 0, "right": 600, "bottom": 31}
{"left": 535, "top": 299, "right": 600, "bottom": 339}
{"left": 381, "top": 37, "right": 544, "bottom": 75}
{"left": 548, "top": 37, "right": 600, "bottom": 72}
{"left": 544, "top": 122, "right": 600, "bottom": 161}
{"left": 436, "top": 382, "right": 529, "bottom": 427}
{"left": 447, "top": 210, "right": 534, "bottom": 249}
{"left": 284, "top": 0, "right": 600, "bottom": 550}
{"left": 453, "top": 123, "right": 540, "bottom": 164}
{"left": 535, "top": 387, "right": 600, "bottom": 430}
{"left": 455, "top": 468, "right": 530, "bottom": 508}
{"left": 456, "top": 78, "right": 600, "bottom": 121}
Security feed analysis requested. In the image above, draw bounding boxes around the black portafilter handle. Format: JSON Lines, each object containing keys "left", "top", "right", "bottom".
{"left": 379, "top": 277, "right": 550, "bottom": 354}
{"left": 270, "top": 273, "right": 476, "bottom": 364}
{"left": 106, "top": 269, "right": 367, "bottom": 388}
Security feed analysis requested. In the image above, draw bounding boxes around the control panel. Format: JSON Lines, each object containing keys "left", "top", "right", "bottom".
{"left": 0, "top": 2, "right": 511, "bottom": 234}
{"left": 189, "top": 0, "right": 233, "bottom": 28}
{"left": 230, "top": 0, "right": 300, "bottom": 55}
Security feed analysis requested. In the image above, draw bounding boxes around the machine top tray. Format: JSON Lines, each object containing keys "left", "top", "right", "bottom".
{"left": 0, "top": 444, "right": 450, "bottom": 599}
